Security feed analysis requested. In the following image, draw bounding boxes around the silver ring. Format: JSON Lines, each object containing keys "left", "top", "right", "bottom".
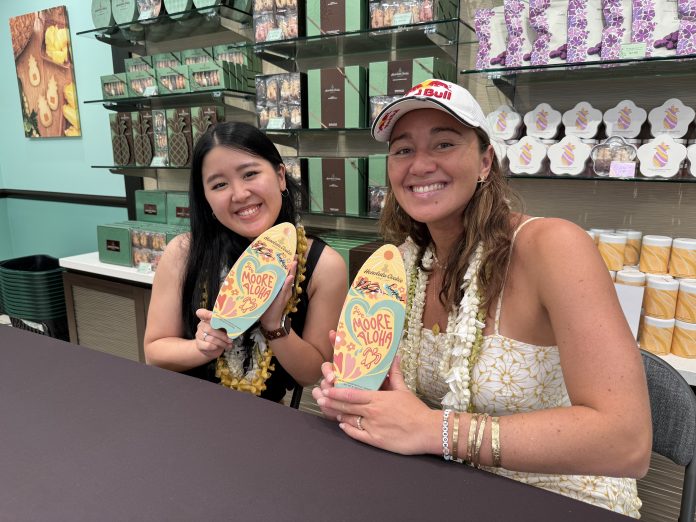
{"left": 202, "top": 331, "right": 208, "bottom": 341}
{"left": 356, "top": 415, "right": 364, "bottom": 431}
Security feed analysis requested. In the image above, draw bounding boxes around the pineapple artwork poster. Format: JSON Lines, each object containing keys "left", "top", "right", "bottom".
{"left": 9, "top": 6, "right": 81, "bottom": 138}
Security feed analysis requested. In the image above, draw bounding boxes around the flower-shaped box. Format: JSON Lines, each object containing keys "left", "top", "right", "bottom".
{"left": 603, "top": 100, "right": 647, "bottom": 139}
{"left": 507, "top": 136, "right": 547, "bottom": 175}
{"left": 637, "top": 135, "right": 687, "bottom": 178}
{"left": 562, "top": 101, "right": 602, "bottom": 139}
{"left": 548, "top": 136, "right": 592, "bottom": 176}
{"left": 590, "top": 136, "right": 638, "bottom": 176}
{"left": 648, "top": 98, "right": 695, "bottom": 138}
{"left": 524, "top": 103, "right": 562, "bottom": 140}
{"left": 487, "top": 105, "right": 523, "bottom": 141}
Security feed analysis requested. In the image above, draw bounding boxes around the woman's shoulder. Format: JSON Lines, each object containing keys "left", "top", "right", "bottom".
{"left": 513, "top": 216, "right": 598, "bottom": 266}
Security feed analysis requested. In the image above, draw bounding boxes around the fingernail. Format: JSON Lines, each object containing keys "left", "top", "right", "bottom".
{"left": 339, "top": 423, "right": 346, "bottom": 430}
{"left": 322, "top": 388, "right": 330, "bottom": 396}
{"left": 327, "top": 372, "right": 335, "bottom": 382}
{"left": 336, "top": 414, "right": 342, "bottom": 422}
{"left": 317, "top": 397, "right": 326, "bottom": 406}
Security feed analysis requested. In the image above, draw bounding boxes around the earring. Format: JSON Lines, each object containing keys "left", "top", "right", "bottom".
{"left": 477, "top": 178, "right": 487, "bottom": 184}
{"left": 281, "top": 188, "right": 290, "bottom": 197}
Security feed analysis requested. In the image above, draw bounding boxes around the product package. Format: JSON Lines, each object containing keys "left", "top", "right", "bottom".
{"left": 188, "top": 62, "right": 234, "bottom": 91}
{"left": 137, "top": 0, "right": 164, "bottom": 20}
{"left": 110, "top": 112, "right": 134, "bottom": 166}
{"left": 156, "top": 64, "right": 190, "bottom": 94}
{"left": 548, "top": 135, "right": 593, "bottom": 175}
{"left": 504, "top": 0, "right": 535, "bottom": 67}
{"left": 369, "top": 95, "right": 400, "bottom": 125}
{"left": 284, "top": 157, "right": 307, "bottom": 210}
{"left": 101, "top": 73, "right": 128, "bottom": 99}
{"left": 112, "top": 0, "right": 138, "bottom": 25}
{"left": 487, "top": 104, "right": 524, "bottom": 141}
{"left": 369, "top": 0, "right": 458, "bottom": 29}
{"left": 151, "top": 109, "right": 169, "bottom": 166}
{"left": 124, "top": 56, "right": 154, "bottom": 73}
{"left": 308, "top": 157, "right": 366, "bottom": 216}
{"left": 604, "top": 99, "right": 647, "bottom": 138}
{"left": 307, "top": 66, "right": 367, "bottom": 129}
{"left": 191, "top": 105, "right": 223, "bottom": 146}
{"left": 677, "top": 0, "right": 696, "bottom": 54}
{"left": 256, "top": 72, "right": 306, "bottom": 129}
{"left": 166, "top": 191, "right": 190, "bottom": 225}
{"left": 181, "top": 47, "right": 214, "bottom": 65}
{"left": 135, "top": 190, "right": 168, "bottom": 224}
{"left": 590, "top": 136, "right": 638, "bottom": 175}
{"left": 165, "top": 108, "right": 193, "bottom": 167}
{"left": 368, "top": 57, "right": 455, "bottom": 97}
{"left": 530, "top": 0, "right": 568, "bottom": 65}
{"left": 507, "top": 136, "right": 548, "bottom": 175}
{"left": 92, "top": 0, "right": 115, "bottom": 28}
{"left": 475, "top": 6, "right": 508, "bottom": 69}
{"left": 601, "top": 0, "right": 633, "bottom": 60}
{"left": 306, "top": 0, "right": 366, "bottom": 36}
{"left": 152, "top": 51, "right": 182, "bottom": 70}
{"left": 562, "top": 101, "right": 602, "bottom": 138}
{"left": 637, "top": 135, "right": 687, "bottom": 178}
{"left": 523, "top": 102, "right": 562, "bottom": 139}
{"left": 253, "top": 0, "right": 302, "bottom": 42}
{"left": 127, "top": 70, "right": 158, "bottom": 96}
{"left": 368, "top": 154, "right": 388, "bottom": 217}
{"left": 566, "top": 0, "right": 604, "bottom": 62}
{"left": 648, "top": 98, "right": 695, "bottom": 138}
{"left": 632, "top": 0, "right": 680, "bottom": 57}
{"left": 131, "top": 110, "right": 154, "bottom": 167}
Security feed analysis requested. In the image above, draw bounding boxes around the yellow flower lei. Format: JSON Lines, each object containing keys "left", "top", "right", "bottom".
{"left": 215, "top": 225, "right": 309, "bottom": 396}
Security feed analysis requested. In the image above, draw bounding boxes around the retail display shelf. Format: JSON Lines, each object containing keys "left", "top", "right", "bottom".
{"left": 506, "top": 174, "right": 696, "bottom": 184}
{"left": 85, "top": 90, "right": 255, "bottom": 112}
{"left": 59, "top": 252, "right": 154, "bottom": 285}
{"left": 76, "top": 5, "right": 252, "bottom": 47}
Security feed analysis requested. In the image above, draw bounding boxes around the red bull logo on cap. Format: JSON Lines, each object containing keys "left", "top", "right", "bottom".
{"left": 406, "top": 79, "right": 452, "bottom": 100}
{"left": 377, "top": 108, "right": 400, "bottom": 132}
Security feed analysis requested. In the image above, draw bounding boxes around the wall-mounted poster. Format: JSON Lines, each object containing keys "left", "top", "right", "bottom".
{"left": 9, "top": 6, "right": 81, "bottom": 138}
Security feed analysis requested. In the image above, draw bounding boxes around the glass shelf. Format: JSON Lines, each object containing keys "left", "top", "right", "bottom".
{"left": 507, "top": 173, "right": 696, "bottom": 183}
{"left": 84, "top": 90, "right": 255, "bottom": 112}
{"left": 76, "top": 5, "right": 252, "bottom": 47}
{"left": 254, "top": 18, "right": 465, "bottom": 70}
{"left": 94, "top": 165, "right": 191, "bottom": 178}
{"left": 263, "top": 127, "right": 386, "bottom": 154}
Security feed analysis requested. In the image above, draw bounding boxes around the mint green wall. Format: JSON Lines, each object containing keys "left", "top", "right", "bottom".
{"left": 0, "top": 1, "right": 128, "bottom": 260}
{"left": 0, "top": 199, "right": 11, "bottom": 260}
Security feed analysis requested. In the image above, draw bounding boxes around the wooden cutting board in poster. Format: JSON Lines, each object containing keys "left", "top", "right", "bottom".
{"left": 210, "top": 223, "right": 296, "bottom": 340}
{"left": 334, "top": 244, "right": 406, "bottom": 390}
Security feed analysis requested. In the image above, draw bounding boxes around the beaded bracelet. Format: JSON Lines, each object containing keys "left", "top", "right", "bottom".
{"left": 442, "top": 409, "right": 452, "bottom": 461}
{"left": 491, "top": 416, "right": 502, "bottom": 467}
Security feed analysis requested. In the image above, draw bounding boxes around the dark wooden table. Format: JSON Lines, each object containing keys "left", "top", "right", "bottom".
{"left": 0, "top": 327, "right": 631, "bottom": 521}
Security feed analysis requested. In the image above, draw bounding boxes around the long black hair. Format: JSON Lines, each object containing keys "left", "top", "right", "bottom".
{"left": 180, "top": 122, "right": 299, "bottom": 338}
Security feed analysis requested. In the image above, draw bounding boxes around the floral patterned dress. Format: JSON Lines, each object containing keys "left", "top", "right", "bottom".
{"left": 408, "top": 218, "right": 642, "bottom": 518}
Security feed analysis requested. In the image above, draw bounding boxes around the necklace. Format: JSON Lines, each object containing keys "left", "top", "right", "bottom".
{"left": 400, "top": 238, "right": 486, "bottom": 412}
{"left": 215, "top": 225, "right": 309, "bottom": 396}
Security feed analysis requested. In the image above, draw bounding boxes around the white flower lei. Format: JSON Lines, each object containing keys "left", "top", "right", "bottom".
{"left": 220, "top": 328, "right": 270, "bottom": 382}
{"left": 401, "top": 237, "right": 485, "bottom": 412}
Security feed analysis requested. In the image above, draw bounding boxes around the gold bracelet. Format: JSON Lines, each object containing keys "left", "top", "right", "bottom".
{"left": 466, "top": 413, "right": 479, "bottom": 464}
{"left": 473, "top": 413, "right": 489, "bottom": 468}
{"left": 451, "top": 412, "right": 460, "bottom": 462}
{"left": 491, "top": 416, "right": 502, "bottom": 467}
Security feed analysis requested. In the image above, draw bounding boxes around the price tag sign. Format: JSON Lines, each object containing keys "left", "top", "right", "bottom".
{"left": 266, "top": 28, "right": 282, "bottom": 41}
{"left": 620, "top": 43, "right": 646, "bottom": 60}
{"left": 266, "top": 117, "right": 286, "bottom": 129}
{"left": 150, "top": 156, "right": 168, "bottom": 168}
{"left": 392, "top": 13, "right": 413, "bottom": 26}
{"left": 609, "top": 161, "right": 636, "bottom": 178}
{"left": 143, "top": 86, "right": 158, "bottom": 97}
{"left": 137, "top": 262, "right": 153, "bottom": 273}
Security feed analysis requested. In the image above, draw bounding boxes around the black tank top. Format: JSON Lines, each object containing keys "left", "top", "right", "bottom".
{"left": 182, "top": 237, "right": 327, "bottom": 402}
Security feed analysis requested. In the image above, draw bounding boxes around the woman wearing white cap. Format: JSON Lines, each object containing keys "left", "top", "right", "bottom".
{"left": 313, "top": 80, "right": 650, "bottom": 516}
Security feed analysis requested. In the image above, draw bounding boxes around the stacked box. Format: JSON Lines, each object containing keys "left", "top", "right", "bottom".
{"left": 156, "top": 64, "right": 190, "bottom": 94}
{"left": 189, "top": 62, "right": 234, "bottom": 91}
{"left": 308, "top": 157, "right": 366, "bottom": 216}
{"left": 191, "top": 105, "right": 223, "bottom": 146}
{"left": 127, "top": 70, "right": 158, "bottom": 96}
{"left": 181, "top": 47, "right": 214, "bottom": 65}
{"left": 97, "top": 224, "right": 133, "bottom": 267}
{"left": 368, "top": 57, "right": 455, "bottom": 97}
{"left": 166, "top": 191, "right": 190, "bottom": 225}
{"left": 166, "top": 108, "right": 193, "bottom": 167}
{"left": 368, "top": 154, "right": 388, "bottom": 217}
{"left": 318, "top": 231, "right": 383, "bottom": 283}
{"left": 101, "top": 73, "right": 128, "bottom": 99}
{"left": 307, "top": 66, "right": 367, "bottom": 129}
{"left": 152, "top": 51, "right": 182, "bottom": 70}
{"left": 131, "top": 110, "right": 155, "bottom": 167}
{"left": 213, "top": 44, "right": 261, "bottom": 93}
{"left": 110, "top": 112, "right": 134, "bottom": 166}
{"left": 152, "top": 109, "right": 169, "bottom": 165}
{"left": 305, "top": 0, "right": 366, "bottom": 36}
{"left": 124, "top": 56, "right": 154, "bottom": 73}
{"left": 368, "top": 0, "right": 458, "bottom": 28}
{"left": 256, "top": 72, "right": 306, "bottom": 129}
{"left": 253, "top": 0, "right": 303, "bottom": 42}
{"left": 135, "top": 190, "right": 167, "bottom": 224}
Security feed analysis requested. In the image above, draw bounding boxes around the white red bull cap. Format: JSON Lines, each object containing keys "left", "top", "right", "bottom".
{"left": 371, "top": 79, "right": 494, "bottom": 143}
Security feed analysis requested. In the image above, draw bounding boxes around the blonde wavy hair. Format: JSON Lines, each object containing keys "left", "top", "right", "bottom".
{"left": 379, "top": 127, "right": 522, "bottom": 310}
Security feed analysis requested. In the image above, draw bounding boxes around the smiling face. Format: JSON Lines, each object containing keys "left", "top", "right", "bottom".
{"left": 387, "top": 108, "right": 493, "bottom": 235}
{"left": 202, "top": 145, "right": 286, "bottom": 240}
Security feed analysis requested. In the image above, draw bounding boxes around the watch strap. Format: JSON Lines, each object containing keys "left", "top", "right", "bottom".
{"left": 260, "top": 315, "right": 291, "bottom": 341}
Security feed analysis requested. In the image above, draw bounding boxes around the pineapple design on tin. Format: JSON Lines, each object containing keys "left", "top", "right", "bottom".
{"left": 131, "top": 110, "right": 154, "bottom": 166}
{"left": 110, "top": 112, "right": 133, "bottom": 166}
{"left": 191, "top": 106, "right": 221, "bottom": 148}
{"left": 166, "top": 108, "right": 193, "bottom": 167}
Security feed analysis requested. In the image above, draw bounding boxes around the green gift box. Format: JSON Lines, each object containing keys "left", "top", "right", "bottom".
{"left": 97, "top": 224, "right": 133, "bottom": 267}
{"left": 308, "top": 157, "right": 366, "bottom": 216}
{"left": 306, "top": 0, "right": 366, "bottom": 37}
{"left": 101, "top": 73, "right": 129, "bottom": 99}
{"left": 368, "top": 57, "right": 455, "bottom": 97}
{"left": 166, "top": 191, "right": 190, "bottom": 225}
{"left": 213, "top": 44, "right": 261, "bottom": 71}
{"left": 127, "top": 70, "right": 158, "bottom": 97}
{"left": 166, "top": 108, "right": 193, "bottom": 167}
{"left": 189, "top": 62, "right": 233, "bottom": 91}
{"left": 191, "top": 106, "right": 223, "bottom": 146}
{"left": 156, "top": 64, "right": 190, "bottom": 94}
{"left": 152, "top": 52, "right": 182, "bottom": 70}
{"left": 135, "top": 190, "right": 168, "bottom": 224}
{"left": 124, "top": 56, "right": 154, "bottom": 73}
{"left": 181, "top": 47, "right": 215, "bottom": 65}
{"left": 308, "top": 66, "right": 366, "bottom": 129}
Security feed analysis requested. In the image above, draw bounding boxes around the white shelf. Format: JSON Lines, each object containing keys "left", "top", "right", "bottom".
{"left": 59, "top": 252, "right": 154, "bottom": 285}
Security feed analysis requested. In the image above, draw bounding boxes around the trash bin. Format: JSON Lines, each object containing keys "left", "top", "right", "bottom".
{"left": 0, "top": 255, "right": 69, "bottom": 341}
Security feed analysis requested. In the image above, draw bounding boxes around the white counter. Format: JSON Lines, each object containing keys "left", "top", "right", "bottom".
{"left": 59, "top": 252, "right": 155, "bottom": 285}
{"left": 58, "top": 252, "right": 696, "bottom": 385}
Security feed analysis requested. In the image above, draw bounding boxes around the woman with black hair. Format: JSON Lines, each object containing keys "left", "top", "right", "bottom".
{"left": 144, "top": 122, "right": 347, "bottom": 402}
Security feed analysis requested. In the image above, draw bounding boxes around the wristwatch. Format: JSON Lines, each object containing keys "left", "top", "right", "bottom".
{"left": 260, "top": 314, "right": 292, "bottom": 342}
